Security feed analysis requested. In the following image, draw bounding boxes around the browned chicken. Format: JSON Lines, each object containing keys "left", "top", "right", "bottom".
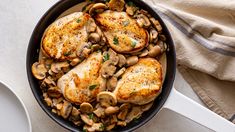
{"left": 114, "top": 58, "right": 162, "bottom": 105}
{"left": 95, "top": 10, "right": 148, "bottom": 53}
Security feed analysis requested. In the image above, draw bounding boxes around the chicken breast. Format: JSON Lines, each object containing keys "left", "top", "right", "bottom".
{"left": 42, "top": 12, "right": 95, "bottom": 60}
{"left": 57, "top": 52, "right": 106, "bottom": 104}
{"left": 95, "top": 11, "right": 148, "bottom": 53}
{"left": 113, "top": 58, "right": 162, "bottom": 105}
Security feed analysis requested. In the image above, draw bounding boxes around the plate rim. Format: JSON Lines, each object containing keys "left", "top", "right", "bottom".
{"left": 0, "top": 81, "right": 32, "bottom": 132}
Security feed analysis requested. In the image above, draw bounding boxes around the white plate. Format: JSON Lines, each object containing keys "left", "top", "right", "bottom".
{"left": 0, "top": 82, "right": 31, "bottom": 132}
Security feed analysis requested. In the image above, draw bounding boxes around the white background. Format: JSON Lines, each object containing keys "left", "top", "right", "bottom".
{"left": 0, "top": 0, "right": 210, "bottom": 131}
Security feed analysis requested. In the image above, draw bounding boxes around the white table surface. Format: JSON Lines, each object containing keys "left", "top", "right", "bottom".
{"left": 0, "top": 0, "right": 211, "bottom": 131}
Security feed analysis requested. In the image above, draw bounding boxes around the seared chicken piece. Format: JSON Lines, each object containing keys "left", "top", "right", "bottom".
{"left": 114, "top": 58, "right": 162, "bottom": 105}
{"left": 42, "top": 12, "right": 95, "bottom": 60}
{"left": 95, "top": 11, "right": 148, "bottom": 53}
{"left": 57, "top": 52, "right": 106, "bottom": 104}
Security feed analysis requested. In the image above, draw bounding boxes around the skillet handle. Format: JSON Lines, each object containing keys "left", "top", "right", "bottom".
{"left": 163, "top": 88, "right": 235, "bottom": 131}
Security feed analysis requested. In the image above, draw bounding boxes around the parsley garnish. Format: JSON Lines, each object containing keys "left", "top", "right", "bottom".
{"left": 89, "top": 84, "right": 98, "bottom": 90}
{"left": 131, "top": 40, "right": 137, "bottom": 48}
{"left": 123, "top": 20, "right": 130, "bottom": 27}
{"left": 64, "top": 51, "right": 71, "bottom": 56}
{"left": 76, "top": 18, "right": 81, "bottom": 23}
{"left": 99, "top": 124, "right": 105, "bottom": 130}
{"left": 88, "top": 113, "right": 94, "bottom": 119}
{"left": 103, "top": 53, "right": 110, "bottom": 62}
{"left": 127, "top": 1, "right": 135, "bottom": 7}
{"left": 83, "top": 128, "right": 87, "bottom": 132}
{"left": 113, "top": 36, "right": 119, "bottom": 45}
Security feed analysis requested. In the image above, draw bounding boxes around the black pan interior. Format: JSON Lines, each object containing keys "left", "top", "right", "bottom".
{"left": 26, "top": 0, "right": 176, "bottom": 131}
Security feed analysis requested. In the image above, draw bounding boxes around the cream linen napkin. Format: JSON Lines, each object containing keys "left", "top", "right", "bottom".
{"left": 143, "top": 0, "right": 235, "bottom": 123}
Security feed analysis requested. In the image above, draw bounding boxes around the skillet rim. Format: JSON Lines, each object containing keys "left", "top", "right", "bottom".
{"left": 26, "top": 0, "right": 176, "bottom": 131}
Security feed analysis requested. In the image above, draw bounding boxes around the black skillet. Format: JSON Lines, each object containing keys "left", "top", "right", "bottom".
{"left": 26, "top": 0, "right": 176, "bottom": 131}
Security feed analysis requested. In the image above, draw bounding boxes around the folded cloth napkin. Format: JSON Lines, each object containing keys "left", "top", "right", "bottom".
{"left": 144, "top": 0, "right": 235, "bottom": 123}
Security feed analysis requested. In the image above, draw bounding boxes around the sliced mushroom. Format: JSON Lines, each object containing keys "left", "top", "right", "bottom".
{"left": 32, "top": 62, "right": 47, "bottom": 80}
{"left": 106, "top": 123, "right": 116, "bottom": 131}
{"left": 125, "top": 106, "right": 143, "bottom": 123}
{"left": 99, "top": 36, "right": 107, "bottom": 46}
{"left": 91, "top": 44, "right": 101, "bottom": 52}
{"left": 117, "top": 54, "right": 126, "bottom": 67}
{"left": 141, "top": 102, "right": 154, "bottom": 112}
{"left": 110, "top": 114, "right": 118, "bottom": 124}
{"left": 86, "top": 19, "right": 97, "bottom": 33}
{"left": 159, "top": 34, "right": 166, "bottom": 41}
{"left": 157, "top": 40, "right": 167, "bottom": 52}
{"left": 81, "top": 47, "right": 92, "bottom": 58}
{"left": 108, "top": 48, "right": 119, "bottom": 65}
{"left": 148, "top": 45, "right": 161, "bottom": 57}
{"left": 41, "top": 76, "right": 56, "bottom": 88}
{"left": 105, "top": 106, "right": 119, "bottom": 115}
{"left": 125, "top": 2, "right": 138, "bottom": 16}
{"left": 81, "top": 114, "right": 94, "bottom": 126}
{"left": 108, "top": 0, "right": 125, "bottom": 11}
{"left": 117, "top": 103, "right": 131, "bottom": 120}
{"left": 100, "top": 60, "right": 117, "bottom": 78}
{"left": 150, "top": 17, "right": 162, "bottom": 33}
{"left": 97, "top": 91, "right": 117, "bottom": 107}
{"left": 139, "top": 49, "right": 149, "bottom": 57}
{"left": 44, "top": 97, "right": 52, "bottom": 107}
{"left": 51, "top": 62, "right": 69, "bottom": 74}
{"left": 107, "top": 76, "right": 117, "bottom": 92}
{"left": 117, "top": 121, "right": 127, "bottom": 127}
{"left": 89, "top": 3, "right": 108, "bottom": 15}
{"left": 82, "top": 3, "right": 94, "bottom": 13}
{"left": 60, "top": 100, "right": 73, "bottom": 119}
{"left": 136, "top": 14, "right": 151, "bottom": 28}
{"left": 47, "top": 86, "right": 62, "bottom": 98}
{"left": 126, "top": 56, "right": 138, "bottom": 66}
{"left": 83, "top": 123, "right": 104, "bottom": 132}
{"left": 114, "top": 67, "right": 126, "bottom": 78}
{"left": 80, "top": 102, "right": 94, "bottom": 114}
{"left": 93, "top": 107, "right": 105, "bottom": 118}
{"left": 88, "top": 33, "right": 101, "bottom": 44}
{"left": 149, "top": 29, "right": 158, "bottom": 43}
{"left": 69, "top": 107, "right": 81, "bottom": 122}
{"left": 70, "top": 58, "right": 81, "bottom": 66}
{"left": 96, "top": 26, "right": 103, "bottom": 37}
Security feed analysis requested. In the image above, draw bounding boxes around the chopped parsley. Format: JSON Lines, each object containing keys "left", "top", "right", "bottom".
{"left": 99, "top": 124, "right": 105, "bottom": 130}
{"left": 131, "top": 40, "right": 137, "bottom": 48}
{"left": 88, "top": 113, "right": 94, "bottom": 119}
{"left": 82, "top": 128, "right": 87, "bottom": 132}
{"left": 123, "top": 20, "right": 130, "bottom": 27}
{"left": 89, "top": 84, "right": 98, "bottom": 90}
{"left": 76, "top": 18, "right": 81, "bottom": 23}
{"left": 103, "top": 53, "right": 110, "bottom": 62}
{"left": 113, "top": 36, "right": 119, "bottom": 45}
{"left": 64, "top": 51, "right": 71, "bottom": 56}
{"left": 127, "top": 1, "right": 135, "bottom": 7}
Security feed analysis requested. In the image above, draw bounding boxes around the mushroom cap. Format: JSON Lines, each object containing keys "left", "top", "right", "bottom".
{"left": 80, "top": 102, "right": 94, "bottom": 114}
{"left": 97, "top": 91, "right": 117, "bottom": 107}
{"left": 32, "top": 62, "right": 47, "bottom": 80}
{"left": 89, "top": 3, "right": 108, "bottom": 15}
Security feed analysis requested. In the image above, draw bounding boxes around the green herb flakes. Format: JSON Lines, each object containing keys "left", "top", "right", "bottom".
{"left": 88, "top": 113, "right": 94, "bottom": 119}
{"left": 113, "top": 36, "right": 119, "bottom": 45}
{"left": 89, "top": 84, "right": 98, "bottom": 90}
{"left": 131, "top": 40, "right": 137, "bottom": 48}
{"left": 76, "top": 18, "right": 81, "bottom": 23}
{"left": 83, "top": 128, "right": 87, "bottom": 132}
{"left": 64, "top": 51, "right": 71, "bottom": 56}
{"left": 99, "top": 124, "right": 105, "bottom": 130}
{"left": 103, "top": 53, "right": 110, "bottom": 62}
{"left": 127, "top": 1, "right": 135, "bottom": 7}
{"left": 123, "top": 20, "right": 130, "bottom": 27}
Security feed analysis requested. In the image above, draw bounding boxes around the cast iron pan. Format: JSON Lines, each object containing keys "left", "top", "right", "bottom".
{"left": 26, "top": 0, "right": 176, "bottom": 131}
